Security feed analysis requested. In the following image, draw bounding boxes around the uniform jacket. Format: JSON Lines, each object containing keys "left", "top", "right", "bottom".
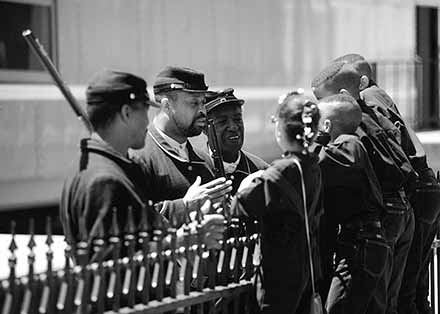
{"left": 237, "top": 153, "right": 322, "bottom": 312}
{"left": 356, "top": 99, "right": 416, "bottom": 194}
{"left": 209, "top": 150, "right": 269, "bottom": 195}
{"left": 132, "top": 124, "right": 214, "bottom": 227}
{"left": 362, "top": 85, "right": 436, "bottom": 184}
{"left": 60, "top": 136, "right": 165, "bottom": 258}
{"left": 319, "top": 134, "right": 384, "bottom": 225}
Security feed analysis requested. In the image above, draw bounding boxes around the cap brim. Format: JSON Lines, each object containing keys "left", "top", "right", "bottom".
{"left": 206, "top": 99, "right": 245, "bottom": 113}
{"left": 182, "top": 88, "right": 216, "bottom": 96}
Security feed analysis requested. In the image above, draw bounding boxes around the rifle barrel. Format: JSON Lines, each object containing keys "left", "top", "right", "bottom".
{"left": 22, "top": 29, "right": 93, "bottom": 134}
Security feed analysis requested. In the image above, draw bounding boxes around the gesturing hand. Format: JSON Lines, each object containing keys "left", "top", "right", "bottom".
{"left": 183, "top": 176, "right": 232, "bottom": 213}
{"left": 237, "top": 170, "right": 264, "bottom": 194}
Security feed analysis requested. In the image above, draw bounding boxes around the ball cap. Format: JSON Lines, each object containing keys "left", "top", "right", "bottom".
{"left": 205, "top": 88, "right": 244, "bottom": 113}
{"left": 86, "top": 69, "right": 160, "bottom": 108}
{"left": 153, "top": 66, "right": 213, "bottom": 95}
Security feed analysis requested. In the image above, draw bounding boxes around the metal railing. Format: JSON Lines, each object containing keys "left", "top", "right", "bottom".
{"left": 0, "top": 208, "right": 260, "bottom": 314}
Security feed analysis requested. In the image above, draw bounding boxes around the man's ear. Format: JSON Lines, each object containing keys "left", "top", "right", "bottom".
{"left": 323, "top": 119, "right": 332, "bottom": 133}
{"left": 161, "top": 97, "right": 169, "bottom": 107}
{"left": 161, "top": 97, "right": 172, "bottom": 113}
{"left": 119, "top": 104, "right": 131, "bottom": 123}
{"left": 359, "top": 75, "right": 369, "bottom": 91}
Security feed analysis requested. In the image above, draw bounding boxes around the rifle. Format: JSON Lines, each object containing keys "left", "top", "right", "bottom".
{"left": 22, "top": 29, "right": 93, "bottom": 134}
{"left": 206, "top": 118, "right": 226, "bottom": 179}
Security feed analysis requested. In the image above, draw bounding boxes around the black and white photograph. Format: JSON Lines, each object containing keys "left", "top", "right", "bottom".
{"left": 1, "top": 0, "right": 440, "bottom": 313}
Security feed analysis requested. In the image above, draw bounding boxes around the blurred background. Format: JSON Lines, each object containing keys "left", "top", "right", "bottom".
{"left": 0, "top": 0, "right": 439, "bottom": 232}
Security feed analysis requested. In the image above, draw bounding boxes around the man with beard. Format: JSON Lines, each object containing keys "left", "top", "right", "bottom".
{"left": 61, "top": 69, "right": 226, "bottom": 261}
{"left": 133, "top": 66, "right": 232, "bottom": 227}
{"left": 204, "top": 88, "right": 268, "bottom": 194}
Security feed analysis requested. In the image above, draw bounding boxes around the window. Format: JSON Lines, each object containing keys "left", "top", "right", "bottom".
{"left": 0, "top": 0, "right": 56, "bottom": 83}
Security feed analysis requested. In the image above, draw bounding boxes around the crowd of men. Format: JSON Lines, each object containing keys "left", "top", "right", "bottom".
{"left": 59, "top": 54, "right": 440, "bottom": 314}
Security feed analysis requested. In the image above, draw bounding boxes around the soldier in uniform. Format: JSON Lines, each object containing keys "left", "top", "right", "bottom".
{"left": 317, "top": 94, "right": 390, "bottom": 314}
{"left": 204, "top": 88, "right": 268, "bottom": 194}
{"left": 311, "top": 62, "right": 417, "bottom": 314}
{"left": 236, "top": 91, "right": 322, "bottom": 314}
{"left": 132, "top": 66, "right": 232, "bottom": 227}
{"left": 335, "top": 54, "right": 440, "bottom": 314}
{"left": 60, "top": 69, "right": 226, "bottom": 260}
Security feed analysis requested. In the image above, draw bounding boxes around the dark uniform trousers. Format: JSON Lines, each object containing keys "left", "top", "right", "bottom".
{"left": 356, "top": 99, "right": 416, "bottom": 314}
{"left": 381, "top": 195, "right": 415, "bottom": 314}
{"left": 362, "top": 85, "right": 439, "bottom": 314}
{"left": 332, "top": 225, "right": 390, "bottom": 314}
{"left": 398, "top": 216, "right": 438, "bottom": 314}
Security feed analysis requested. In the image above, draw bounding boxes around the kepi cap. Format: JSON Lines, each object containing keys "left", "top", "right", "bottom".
{"left": 205, "top": 88, "right": 244, "bottom": 113}
{"left": 86, "top": 69, "right": 159, "bottom": 108}
{"left": 153, "top": 66, "right": 212, "bottom": 95}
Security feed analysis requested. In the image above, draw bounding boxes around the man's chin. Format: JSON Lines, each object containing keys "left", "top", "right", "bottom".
{"left": 131, "top": 140, "right": 146, "bottom": 150}
{"left": 186, "top": 127, "right": 203, "bottom": 137}
{"left": 223, "top": 143, "right": 243, "bottom": 155}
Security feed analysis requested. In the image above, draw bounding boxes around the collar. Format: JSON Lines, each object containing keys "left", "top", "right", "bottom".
{"left": 223, "top": 151, "right": 241, "bottom": 174}
{"left": 208, "top": 147, "right": 251, "bottom": 175}
{"left": 89, "top": 133, "right": 133, "bottom": 163}
{"left": 155, "top": 126, "right": 189, "bottom": 161}
{"left": 148, "top": 122, "right": 206, "bottom": 164}
{"left": 80, "top": 134, "right": 136, "bottom": 167}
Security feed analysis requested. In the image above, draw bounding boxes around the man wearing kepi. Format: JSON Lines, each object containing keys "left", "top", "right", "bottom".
{"left": 312, "top": 62, "right": 417, "bottom": 314}
{"left": 204, "top": 88, "right": 268, "bottom": 194}
{"left": 317, "top": 94, "right": 390, "bottom": 314}
{"left": 133, "top": 66, "right": 232, "bottom": 227}
{"left": 60, "top": 69, "right": 226, "bottom": 260}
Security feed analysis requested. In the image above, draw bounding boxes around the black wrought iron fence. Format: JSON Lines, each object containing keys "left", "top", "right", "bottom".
{"left": 0, "top": 208, "right": 259, "bottom": 314}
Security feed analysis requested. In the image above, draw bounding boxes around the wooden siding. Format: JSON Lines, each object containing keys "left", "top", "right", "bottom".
{"left": 0, "top": 0, "right": 422, "bottom": 209}
{"left": 57, "top": 0, "right": 414, "bottom": 87}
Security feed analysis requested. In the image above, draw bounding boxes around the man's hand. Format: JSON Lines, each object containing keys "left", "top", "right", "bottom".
{"left": 176, "top": 200, "right": 226, "bottom": 249}
{"left": 199, "top": 213, "right": 226, "bottom": 250}
{"left": 183, "top": 176, "right": 232, "bottom": 212}
{"left": 325, "top": 259, "right": 351, "bottom": 313}
{"left": 237, "top": 170, "right": 264, "bottom": 194}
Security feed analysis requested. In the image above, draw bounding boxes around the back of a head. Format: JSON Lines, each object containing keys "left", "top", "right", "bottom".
{"left": 86, "top": 69, "right": 149, "bottom": 130}
{"left": 276, "top": 91, "right": 320, "bottom": 144}
{"left": 333, "top": 53, "right": 365, "bottom": 64}
{"left": 312, "top": 62, "right": 361, "bottom": 100}
{"left": 333, "top": 53, "right": 372, "bottom": 79}
{"left": 318, "top": 94, "right": 362, "bottom": 136}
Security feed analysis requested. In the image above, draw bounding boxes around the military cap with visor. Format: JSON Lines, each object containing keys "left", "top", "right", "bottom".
{"left": 86, "top": 69, "right": 159, "bottom": 108}
{"left": 205, "top": 88, "right": 244, "bottom": 113}
{"left": 153, "top": 66, "right": 214, "bottom": 95}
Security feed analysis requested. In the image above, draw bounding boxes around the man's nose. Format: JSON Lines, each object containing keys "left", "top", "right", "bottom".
{"left": 227, "top": 119, "right": 239, "bottom": 130}
{"left": 198, "top": 100, "right": 206, "bottom": 112}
